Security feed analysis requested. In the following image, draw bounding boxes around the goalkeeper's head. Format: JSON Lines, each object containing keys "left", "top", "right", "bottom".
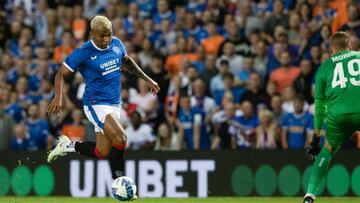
{"left": 90, "top": 15, "right": 112, "bottom": 49}
{"left": 330, "top": 31, "right": 350, "bottom": 55}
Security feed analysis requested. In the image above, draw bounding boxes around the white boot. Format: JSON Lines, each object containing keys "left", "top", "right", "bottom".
{"left": 47, "top": 135, "right": 72, "bottom": 163}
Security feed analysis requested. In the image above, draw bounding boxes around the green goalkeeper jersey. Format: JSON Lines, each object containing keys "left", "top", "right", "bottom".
{"left": 315, "top": 50, "right": 360, "bottom": 121}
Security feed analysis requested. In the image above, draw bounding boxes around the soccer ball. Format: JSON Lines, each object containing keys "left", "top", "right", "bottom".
{"left": 111, "top": 176, "right": 137, "bottom": 201}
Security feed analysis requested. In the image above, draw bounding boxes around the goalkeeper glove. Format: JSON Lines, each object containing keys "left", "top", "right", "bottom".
{"left": 306, "top": 134, "right": 321, "bottom": 161}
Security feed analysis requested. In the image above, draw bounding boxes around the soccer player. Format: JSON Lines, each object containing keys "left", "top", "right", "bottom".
{"left": 47, "top": 16, "right": 160, "bottom": 200}
{"left": 304, "top": 31, "right": 360, "bottom": 203}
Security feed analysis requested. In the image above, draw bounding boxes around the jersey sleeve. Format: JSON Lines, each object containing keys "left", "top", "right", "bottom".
{"left": 113, "top": 37, "right": 127, "bottom": 58}
{"left": 281, "top": 114, "right": 289, "bottom": 130}
{"left": 119, "top": 40, "right": 127, "bottom": 58}
{"left": 63, "top": 48, "right": 84, "bottom": 72}
{"left": 314, "top": 64, "right": 326, "bottom": 100}
{"left": 314, "top": 64, "right": 327, "bottom": 129}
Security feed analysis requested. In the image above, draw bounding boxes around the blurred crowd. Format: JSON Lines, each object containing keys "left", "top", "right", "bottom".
{"left": 1, "top": 0, "right": 360, "bottom": 151}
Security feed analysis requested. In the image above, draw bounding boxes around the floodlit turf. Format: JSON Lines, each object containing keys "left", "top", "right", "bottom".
{"left": 1, "top": 197, "right": 360, "bottom": 203}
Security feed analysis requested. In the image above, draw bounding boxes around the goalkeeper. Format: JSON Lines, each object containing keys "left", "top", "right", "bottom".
{"left": 304, "top": 31, "right": 360, "bottom": 203}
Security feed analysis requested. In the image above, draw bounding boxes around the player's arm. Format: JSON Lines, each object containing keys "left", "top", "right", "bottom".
{"left": 314, "top": 65, "right": 327, "bottom": 136}
{"left": 306, "top": 67, "right": 326, "bottom": 160}
{"left": 122, "top": 55, "right": 160, "bottom": 94}
{"left": 47, "top": 65, "right": 73, "bottom": 115}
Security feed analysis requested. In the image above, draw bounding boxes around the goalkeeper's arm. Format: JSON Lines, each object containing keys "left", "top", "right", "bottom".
{"left": 306, "top": 98, "right": 326, "bottom": 160}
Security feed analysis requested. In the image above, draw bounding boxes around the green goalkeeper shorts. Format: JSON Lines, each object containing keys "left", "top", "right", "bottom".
{"left": 326, "top": 113, "right": 360, "bottom": 149}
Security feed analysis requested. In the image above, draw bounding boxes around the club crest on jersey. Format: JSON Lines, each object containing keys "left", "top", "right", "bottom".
{"left": 112, "top": 46, "right": 121, "bottom": 54}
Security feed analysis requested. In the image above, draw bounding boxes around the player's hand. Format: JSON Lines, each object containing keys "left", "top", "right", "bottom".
{"left": 306, "top": 135, "right": 321, "bottom": 161}
{"left": 147, "top": 79, "right": 160, "bottom": 94}
{"left": 47, "top": 95, "right": 62, "bottom": 115}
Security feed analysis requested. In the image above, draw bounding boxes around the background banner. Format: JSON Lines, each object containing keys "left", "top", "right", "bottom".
{"left": 0, "top": 150, "right": 360, "bottom": 197}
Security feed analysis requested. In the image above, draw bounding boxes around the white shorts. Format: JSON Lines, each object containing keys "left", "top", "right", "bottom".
{"left": 83, "top": 105, "right": 122, "bottom": 134}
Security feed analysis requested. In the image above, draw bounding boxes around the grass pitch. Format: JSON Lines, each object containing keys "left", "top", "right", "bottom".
{"left": 1, "top": 197, "right": 360, "bottom": 203}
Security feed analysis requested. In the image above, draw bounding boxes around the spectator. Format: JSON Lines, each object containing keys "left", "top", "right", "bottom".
{"left": 61, "top": 108, "right": 85, "bottom": 142}
{"left": 309, "top": 45, "right": 322, "bottom": 69}
{"left": 0, "top": 102, "right": 15, "bottom": 150}
{"left": 214, "top": 72, "right": 245, "bottom": 106}
{"left": 34, "top": 0, "right": 48, "bottom": 43}
{"left": 281, "top": 95, "right": 312, "bottom": 149}
{"left": 298, "top": 2, "right": 313, "bottom": 25}
{"left": 153, "top": 0, "right": 176, "bottom": 29}
{"left": 340, "top": 4, "right": 360, "bottom": 38}
{"left": 10, "top": 123, "right": 30, "bottom": 151}
{"left": 222, "top": 20, "right": 249, "bottom": 55}
{"left": 176, "top": 95, "right": 210, "bottom": 150}
{"left": 145, "top": 52, "right": 170, "bottom": 105}
{"left": 293, "top": 59, "right": 314, "bottom": 104}
{"left": 154, "top": 19, "right": 176, "bottom": 54}
{"left": 165, "top": 75, "right": 180, "bottom": 124}
{"left": 126, "top": 110, "right": 156, "bottom": 150}
{"left": 183, "top": 12, "right": 208, "bottom": 43}
{"left": 53, "top": 30, "right": 74, "bottom": 64}
{"left": 210, "top": 59, "right": 230, "bottom": 97}
{"left": 191, "top": 78, "right": 216, "bottom": 115}
{"left": 130, "top": 78, "right": 158, "bottom": 123}
{"left": 236, "top": 0, "right": 264, "bottom": 39}
{"left": 217, "top": 41, "right": 244, "bottom": 77}
{"left": 25, "top": 104, "right": 50, "bottom": 150}
{"left": 201, "top": 21, "right": 225, "bottom": 55}
{"left": 238, "top": 54, "right": 256, "bottom": 83}
{"left": 133, "top": 0, "right": 157, "bottom": 19}
{"left": 270, "top": 93, "right": 284, "bottom": 127}
{"left": 241, "top": 73, "right": 270, "bottom": 111}
{"left": 235, "top": 100, "right": 258, "bottom": 148}
{"left": 270, "top": 51, "right": 301, "bottom": 93}
{"left": 319, "top": 24, "right": 332, "bottom": 53}
{"left": 123, "top": 3, "right": 141, "bottom": 39}
{"left": 266, "top": 42, "right": 287, "bottom": 75}
{"left": 253, "top": 40, "right": 268, "bottom": 78}
{"left": 200, "top": 55, "right": 219, "bottom": 95}
{"left": 211, "top": 102, "right": 237, "bottom": 149}
{"left": 263, "top": 0, "right": 289, "bottom": 38}
{"left": 154, "top": 122, "right": 177, "bottom": 150}
{"left": 256, "top": 109, "right": 277, "bottom": 149}
{"left": 72, "top": 4, "right": 87, "bottom": 42}
{"left": 164, "top": 36, "right": 198, "bottom": 75}
{"left": 288, "top": 12, "right": 302, "bottom": 46}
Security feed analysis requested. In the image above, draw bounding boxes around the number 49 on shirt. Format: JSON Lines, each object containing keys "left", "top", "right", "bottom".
{"left": 332, "top": 59, "right": 360, "bottom": 88}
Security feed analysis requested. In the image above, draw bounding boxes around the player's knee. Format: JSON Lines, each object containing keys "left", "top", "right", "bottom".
{"left": 96, "top": 144, "right": 111, "bottom": 157}
{"left": 117, "top": 134, "right": 127, "bottom": 145}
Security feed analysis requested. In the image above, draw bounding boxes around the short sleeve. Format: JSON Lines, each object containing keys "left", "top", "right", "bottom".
{"left": 281, "top": 114, "right": 289, "bottom": 129}
{"left": 193, "top": 113, "right": 202, "bottom": 126}
{"left": 119, "top": 40, "right": 127, "bottom": 58}
{"left": 113, "top": 37, "right": 127, "bottom": 58}
{"left": 306, "top": 114, "right": 314, "bottom": 133}
{"left": 63, "top": 48, "right": 84, "bottom": 72}
{"left": 144, "top": 125, "right": 156, "bottom": 142}
{"left": 315, "top": 64, "right": 326, "bottom": 100}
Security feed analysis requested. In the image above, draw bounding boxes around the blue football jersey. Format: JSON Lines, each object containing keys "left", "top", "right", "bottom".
{"left": 282, "top": 112, "right": 313, "bottom": 149}
{"left": 63, "top": 37, "right": 127, "bottom": 106}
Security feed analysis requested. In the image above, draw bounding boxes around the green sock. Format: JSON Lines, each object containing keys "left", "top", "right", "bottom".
{"left": 306, "top": 147, "right": 336, "bottom": 196}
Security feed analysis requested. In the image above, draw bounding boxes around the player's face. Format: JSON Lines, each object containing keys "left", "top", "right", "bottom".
{"left": 92, "top": 27, "right": 112, "bottom": 49}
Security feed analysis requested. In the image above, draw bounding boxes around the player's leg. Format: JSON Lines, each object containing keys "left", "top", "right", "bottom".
{"left": 48, "top": 105, "right": 113, "bottom": 162}
{"left": 73, "top": 132, "right": 112, "bottom": 158}
{"left": 103, "top": 113, "right": 127, "bottom": 179}
{"left": 304, "top": 114, "right": 352, "bottom": 203}
{"left": 304, "top": 139, "right": 338, "bottom": 202}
